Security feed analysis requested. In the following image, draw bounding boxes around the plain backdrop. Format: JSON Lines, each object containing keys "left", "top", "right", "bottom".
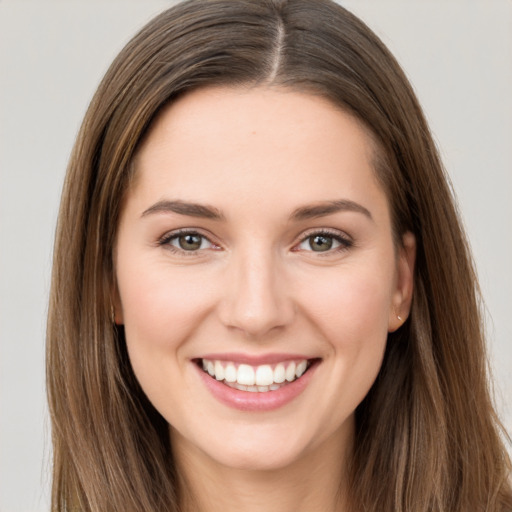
{"left": 1, "top": 1, "right": 511, "bottom": 510}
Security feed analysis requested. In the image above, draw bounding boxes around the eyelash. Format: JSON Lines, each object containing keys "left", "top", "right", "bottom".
{"left": 157, "top": 228, "right": 353, "bottom": 256}
{"left": 294, "top": 228, "right": 353, "bottom": 255}
{"left": 157, "top": 229, "right": 219, "bottom": 256}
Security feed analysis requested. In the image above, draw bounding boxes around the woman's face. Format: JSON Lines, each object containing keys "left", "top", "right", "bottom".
{"left": 114, "top": 87, "right": 414, "bottom": 471}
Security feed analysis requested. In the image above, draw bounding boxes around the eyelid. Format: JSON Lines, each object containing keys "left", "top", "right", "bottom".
{"left": 157, "top": 228, "right": 221, "bottom": 254}
{"left": 156, "top": 227, "right": 353, "bottom": 255}
{"left": 292, "top": 227, "right": 353, "bottom": 253}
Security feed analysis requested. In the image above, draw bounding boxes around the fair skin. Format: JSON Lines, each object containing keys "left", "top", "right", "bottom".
{"left": 114, "top": 86, "right": 415, "bottom": 512}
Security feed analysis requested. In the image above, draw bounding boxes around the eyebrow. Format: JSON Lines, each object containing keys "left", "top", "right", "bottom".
{"left": 141, "top": 198, "right": 372, "bottom": 222}
{"left": 141, "top": 200, "right": 225, "bottom": 220}
{"left": 290, "top": 200, "right": 373, "bottom": 222}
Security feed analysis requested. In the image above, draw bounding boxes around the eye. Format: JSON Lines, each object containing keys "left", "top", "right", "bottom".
{"left": 295, "top": 230, "right": 352, "bottom": 253}
{"left": 159, "top": 230, "right": 218, "bottom": 253}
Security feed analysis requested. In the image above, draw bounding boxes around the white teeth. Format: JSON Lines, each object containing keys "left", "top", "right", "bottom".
{"left": 201, "top": 358, "right": 312, "bottom": 391}
{"left": 274, "top": 363, "right": 286, "bottom": 383}
{"left": 214, "top": 361, "right": 224, "bottom": 381}
{"left": 237, "top": 364, "right": 255, "bottom": 386}
{"left": 285, "top": 362, "right": 296, "bottom": 382}
{"left": 296, "top": 360, "right": 307, "bottom": 378}
{"left": 255, "top": 365, "right": 274, "bottom": 386}
{"left": 224, "top": 363, "right": 237, "bottom": 383}
{"left": 225, "top": 381, "right": 248, "bottom": 391}
{"left": 226, "top": 381, "right": 276, "bottom": 393}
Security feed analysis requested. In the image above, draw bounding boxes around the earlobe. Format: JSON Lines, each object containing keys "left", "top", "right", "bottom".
{"left": 112, "top": 304, "right": 123, "bottom": 325}
{"left": 388, "top": 231, "right": 416, "bottom": 332}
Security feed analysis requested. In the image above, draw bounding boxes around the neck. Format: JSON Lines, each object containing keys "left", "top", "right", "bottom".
{"left": 172, "top": 425, "right": 353, "bottom": 512}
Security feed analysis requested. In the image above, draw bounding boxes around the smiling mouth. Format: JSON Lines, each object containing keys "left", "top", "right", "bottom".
{"left": 195, "top": 358, "right": 318, "bottom": 393}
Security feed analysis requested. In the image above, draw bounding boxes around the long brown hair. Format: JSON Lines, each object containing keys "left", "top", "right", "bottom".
{"left": 47, "top": 0, "right": 512, "bottom": 510}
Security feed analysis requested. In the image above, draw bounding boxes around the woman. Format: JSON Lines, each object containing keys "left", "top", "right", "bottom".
{"left": 46, "top": 0, "right": 512, "bottom": 510}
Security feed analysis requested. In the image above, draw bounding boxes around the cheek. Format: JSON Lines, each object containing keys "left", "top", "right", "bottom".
{"left": 116, "top": 265, "right": 217, "bottom": 418}
{"left": 118, "top": 264, "right": 215, "bottom": 349}
{"left": 297, "top": 262, "right": 393, "bottom": 394}
{"left": 315, "top": 274, "right": 391, "bottom": 386}
{"left": 297, "top": 268, "right": 393, "bottom": 423}
{"left": 297, "top": 264, "right": 394, "bottom": 346}
{"left": 115, "top": 261, "right": 220, "bottom": 410}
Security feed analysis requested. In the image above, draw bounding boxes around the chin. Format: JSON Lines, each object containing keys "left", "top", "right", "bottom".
{"left": 172, "top": 418, "right": 315, "bottom": 473}
{"left": 207, "top": 442, "right": 307, "bottom": 473}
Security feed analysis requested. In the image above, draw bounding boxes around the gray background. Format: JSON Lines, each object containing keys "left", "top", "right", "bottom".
{"left": 1, "top": 1, "right": 511, "bottom": 510}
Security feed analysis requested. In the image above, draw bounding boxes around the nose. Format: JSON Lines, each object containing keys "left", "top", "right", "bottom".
{"left": 217, "top": 248, "right": 295, "bottom": 339}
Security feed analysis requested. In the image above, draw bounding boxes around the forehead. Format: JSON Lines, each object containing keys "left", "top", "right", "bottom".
{"left": 128, "top": 86, "right": 387, "bottom": 220}
{"left": 137, "top": 86, "right": 375, "bottom": 162}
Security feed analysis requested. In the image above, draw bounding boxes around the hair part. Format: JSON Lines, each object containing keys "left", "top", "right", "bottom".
{"left": 47, "top": 1, "right": 512, "bottom": 510}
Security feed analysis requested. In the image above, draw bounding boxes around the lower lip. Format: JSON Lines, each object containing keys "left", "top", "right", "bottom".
{"left": 195, "top": 361, "right": 318, "bottom": 412}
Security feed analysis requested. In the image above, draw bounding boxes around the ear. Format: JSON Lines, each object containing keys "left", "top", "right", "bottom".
{"left": 388, "top": 231, "right": 416, "bottom": 332}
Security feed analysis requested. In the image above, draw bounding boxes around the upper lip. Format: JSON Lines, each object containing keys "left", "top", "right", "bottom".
{"left": 196, "top": 352, "right": 317, "bottom": 365}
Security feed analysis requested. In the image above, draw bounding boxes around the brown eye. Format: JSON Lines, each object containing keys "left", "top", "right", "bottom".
{"left": 178, "top": 233, "right": 203, "bottom": 251}
{"left": 295, "top": 231, "right": 352, "bottom": 254}
{"left": 308, "top": 235, "right": 334, "bottom": 252}
{"left": 161, "top": 231, "right": 214, "bottom": 252}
